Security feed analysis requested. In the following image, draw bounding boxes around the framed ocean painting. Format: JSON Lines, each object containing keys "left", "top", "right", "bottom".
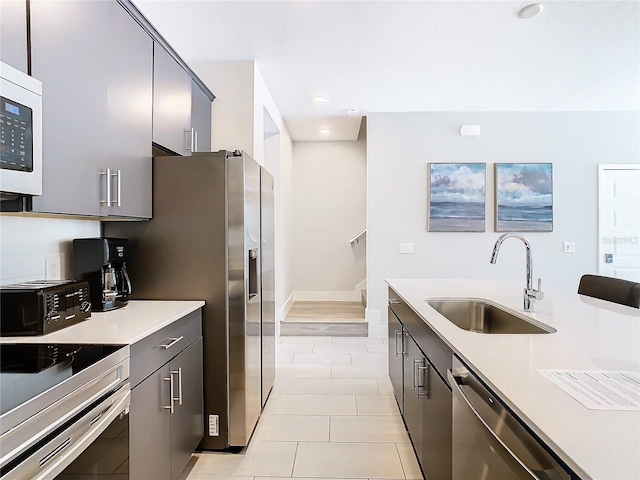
{"left": 495, "top": 163, "right": 553, "bottom": 232}
{"left": 428, "top": 163, "right": 486, "bottom": 232}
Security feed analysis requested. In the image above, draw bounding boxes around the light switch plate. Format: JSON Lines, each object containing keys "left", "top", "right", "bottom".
{"left": 563, "top": 242, "right": 576, "bottom": 253}
{"left": 399, "top": 243, "right": 414, "bottom": 254}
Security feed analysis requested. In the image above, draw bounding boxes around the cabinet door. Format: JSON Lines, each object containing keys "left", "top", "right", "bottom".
{"left": 105, "top": 2, "right": 152, "bottom": 218}
{"left": 130, "top": 363, "right": 172, "bottom": 480}
{"left": 388, "top": 305, "right": 404, "bottom": 413}
{"left": 403, "top": 335, "right": 423, "bottom": 457}
{"left": 153, "top": 44, "right": 192, "bottom": 155}
{"left": 30, "top": 0, "right": 109, "bottom": 216}
{"left": 190, "top": 81, "right": 212, "bottom": 153}
{"left": 170, "top": 338, "right": 204, "bottom": 480}
{"left": 420, "top": 361, "right": 452, "bottom": 480}
{"left": 30, "top": 1, "right": 152, "bottom": 218}
{"left": 0, "top": 0, "right": 28, "bottom": 73}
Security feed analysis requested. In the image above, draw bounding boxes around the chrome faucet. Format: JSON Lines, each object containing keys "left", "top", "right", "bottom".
{"left": 490, "top": 233, "right": 544, "bottom": 312}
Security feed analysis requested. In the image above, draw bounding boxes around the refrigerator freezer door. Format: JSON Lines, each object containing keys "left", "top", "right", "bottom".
{"left": 260, "top": 168, "right": 276, "bottom": 408}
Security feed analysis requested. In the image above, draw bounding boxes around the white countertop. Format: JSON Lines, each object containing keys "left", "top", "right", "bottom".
{"left": 0, "top": 300, "right": 205, "bottom": 345}
{"left": 386, "top": 278, "right": 640, "bottom": 480}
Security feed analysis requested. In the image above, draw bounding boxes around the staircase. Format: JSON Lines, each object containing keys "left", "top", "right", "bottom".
{"left": 281, "top": 301, "right": 367, "bottom": 336}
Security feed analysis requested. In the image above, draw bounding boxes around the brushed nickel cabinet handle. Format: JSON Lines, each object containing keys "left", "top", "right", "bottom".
{"left": 159, "top": 336, "right": 183, "bottom": 350}
{"left": 101, "top": 168, "right": 112, "bottom": 207}
{"left": 163, "top": 375, "right": 174, "bottom": 414}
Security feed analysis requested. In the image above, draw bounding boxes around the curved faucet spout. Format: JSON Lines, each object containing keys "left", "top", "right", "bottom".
{"left": 489, "top": 233, "right": 542, "bottom": 312}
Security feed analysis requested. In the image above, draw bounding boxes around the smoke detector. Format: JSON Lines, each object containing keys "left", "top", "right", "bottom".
{"left": 519, "top": 3, "right": 543, "bottom": 19}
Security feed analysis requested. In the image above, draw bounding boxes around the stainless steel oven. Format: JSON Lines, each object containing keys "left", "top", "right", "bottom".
{"left": 0, "top": 343, "right": 130, "bottom": 479}
{"left": 448, "top": 356, "right": 576, "bottom": 480}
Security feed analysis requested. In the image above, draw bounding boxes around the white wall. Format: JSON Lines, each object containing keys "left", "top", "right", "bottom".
{"left": 291, "top": 139, "right": 367, "bottom": 300}
{"left": 366, "top": 111, "right": 640, "bottom": 337}
{"left": 0, "top": 215, "right": 100, "bottom": 285}
{"left": 191, "top": 61, "right": 255, "bottom": 155}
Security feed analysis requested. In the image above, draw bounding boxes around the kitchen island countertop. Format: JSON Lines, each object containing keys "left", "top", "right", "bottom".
{"left": 387, "top": 278, "right": 640, "bottom": 480}
{"left": 0, "top": 300, "right": 205, "bottom": 345}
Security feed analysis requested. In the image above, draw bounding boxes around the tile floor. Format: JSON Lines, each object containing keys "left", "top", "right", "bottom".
{"left": 182, "top": 336, "right": 423, "bottom": 480}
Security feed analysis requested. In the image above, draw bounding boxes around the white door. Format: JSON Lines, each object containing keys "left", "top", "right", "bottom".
{"left": 598, "top": 165, "right": 640, "bottom": 281}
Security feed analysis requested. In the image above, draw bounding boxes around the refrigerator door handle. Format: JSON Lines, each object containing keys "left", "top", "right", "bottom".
{"left": 248, "top": 249, "right": 259, "bottom": 301}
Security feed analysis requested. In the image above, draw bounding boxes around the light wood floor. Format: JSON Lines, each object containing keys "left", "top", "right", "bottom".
{"left": 282, "top": 302, "right": 367, "bottom": 336}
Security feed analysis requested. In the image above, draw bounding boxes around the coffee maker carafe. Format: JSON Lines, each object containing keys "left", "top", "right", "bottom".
{"left": 73, "top": 237, "right": 132, "bottom": 311}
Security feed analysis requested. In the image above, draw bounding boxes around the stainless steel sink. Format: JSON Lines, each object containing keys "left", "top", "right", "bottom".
{"left": 426, "top": 298, "right": 555, "bottom": 334}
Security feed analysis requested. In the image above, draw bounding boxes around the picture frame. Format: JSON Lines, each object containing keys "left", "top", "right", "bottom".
{"left": 495, "top": 163, "right": 553, "bottom": 232}
{"left": 427, "top": 163, "right": 486, "bottom": 232}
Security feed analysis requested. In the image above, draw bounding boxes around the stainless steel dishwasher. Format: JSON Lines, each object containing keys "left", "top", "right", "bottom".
{"left": 448, "top": 357, "right": 577, "bottom": 480}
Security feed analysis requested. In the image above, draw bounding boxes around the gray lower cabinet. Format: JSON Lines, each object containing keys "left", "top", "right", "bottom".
{"left": 388, "top": 304, "right": 404, "bottom": 413}
{"left": 388, "top": 287, "right": 453, "bottom": 480}
{"left": 403, "top": 333, "right": 424, "bottom": 453}
{"left": 0, "top": 0, "right": 28, "bottom": 73}
{"left": 30, "top": 0, "right": 152, "bottom": 218}
{"left": 420, "top": 358, "right": 452, "bottom": 480}
{"left": 170, "top": 337, "right": 204, "bottom": 480}
{"left": 130, "top": 310, "right": 204, "bottom": 480}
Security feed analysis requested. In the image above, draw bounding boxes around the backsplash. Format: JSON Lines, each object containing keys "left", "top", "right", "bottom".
{"left": 0, "top": 215, "right": 100, "bottom": 285}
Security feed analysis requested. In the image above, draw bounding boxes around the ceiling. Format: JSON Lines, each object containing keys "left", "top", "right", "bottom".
{"left": 132, "top": 0, "right": 640, "bottom": 141}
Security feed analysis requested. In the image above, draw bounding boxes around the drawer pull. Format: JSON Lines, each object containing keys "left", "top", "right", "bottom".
{"left": 160, "top": 336, "right": 183, "bottom": 350}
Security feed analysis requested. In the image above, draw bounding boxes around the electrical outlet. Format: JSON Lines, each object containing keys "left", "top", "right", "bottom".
{"left": 563, "top": 242, "right": 576, "bottom": 253}
{"left": 208, "top": 415, "right": 219, "bottom": 436}
{"left": 45, "top": 256, "right": 62, "bottom": 280}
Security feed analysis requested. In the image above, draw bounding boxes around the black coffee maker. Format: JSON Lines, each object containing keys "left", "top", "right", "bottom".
{"left": 73, "top": 237, "right": 132, "bottom": 311}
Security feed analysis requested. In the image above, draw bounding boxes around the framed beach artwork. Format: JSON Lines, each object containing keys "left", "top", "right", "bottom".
{"left": 427, "top": 163, "right": 486, "bottom": 232}
{"left": 495, "top": 163, "right": 553, "bottom": 232}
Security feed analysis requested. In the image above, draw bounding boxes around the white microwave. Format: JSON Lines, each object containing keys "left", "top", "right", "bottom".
{"left": 0, "top": 62, "right": 42, "bottom": 196}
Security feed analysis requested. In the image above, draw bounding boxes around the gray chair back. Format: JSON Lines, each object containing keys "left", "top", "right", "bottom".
{"left": 577, "top": 274, "right": 640, "bottom": 309}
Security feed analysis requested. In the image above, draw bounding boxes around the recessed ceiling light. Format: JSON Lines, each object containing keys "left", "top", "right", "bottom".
{"left": 313, "top": 95, "right": 329, "bottom": 104}
{"left": 319, "top": 127, "right": 332, "bottom": 136}
{"left": 518, "top": 3, "right": 543, "bottom": 19}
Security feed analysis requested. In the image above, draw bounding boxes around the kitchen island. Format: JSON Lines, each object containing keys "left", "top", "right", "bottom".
{"left": 387, "top": 278, "right": 640, "bottom": 480}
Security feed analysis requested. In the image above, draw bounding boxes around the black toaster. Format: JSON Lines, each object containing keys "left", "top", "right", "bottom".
{"left": 0, "top": 280, "right": 91, "bottom": 336}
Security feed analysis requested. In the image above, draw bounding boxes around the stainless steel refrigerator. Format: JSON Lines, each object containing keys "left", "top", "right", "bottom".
{"left": 104, "top": 150, "right": 275, "bottom": 450}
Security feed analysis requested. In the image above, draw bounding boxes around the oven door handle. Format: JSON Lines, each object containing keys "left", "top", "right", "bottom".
{"left": 448, "top": 369, "right": 539, "bottom": 480}
{"left": 30, "top": 387, "right": 131, "bottom": 480}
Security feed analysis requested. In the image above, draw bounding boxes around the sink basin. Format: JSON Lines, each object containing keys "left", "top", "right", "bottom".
{"left": 426, "top": 298, "right": 555, "bottom": 334}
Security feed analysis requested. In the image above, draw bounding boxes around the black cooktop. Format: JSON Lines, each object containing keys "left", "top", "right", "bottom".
{"left": 0, "top": 343, "right": 125, "bottom": 415}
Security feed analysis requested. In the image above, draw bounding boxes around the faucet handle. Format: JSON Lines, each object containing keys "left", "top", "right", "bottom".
{"left": 534, "top": 278, "right": 544, "bottom": 300}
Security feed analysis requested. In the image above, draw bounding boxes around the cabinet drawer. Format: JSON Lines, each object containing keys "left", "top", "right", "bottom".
{"left": 130, "top": 309, "right": 202, "bottom": 388}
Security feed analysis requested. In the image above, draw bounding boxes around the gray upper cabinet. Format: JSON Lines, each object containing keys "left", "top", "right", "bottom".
{"left": 153, "top": 44, "right": 192, "bottom": 155}
{"left": 30, "top": 1, "right": 152, "bottom": 218}
{"left": 0, "top": 0, "right": 28, "bottom": 73}
{"left": 191, "top": 81, "right": 212, "bottom": 153}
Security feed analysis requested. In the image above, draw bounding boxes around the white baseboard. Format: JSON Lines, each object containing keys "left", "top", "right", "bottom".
{"left": 365, "top": 308, "right": 385, "bottom": 338}
{"left": 276, "top": 292, "right": 295, "bottom": 336}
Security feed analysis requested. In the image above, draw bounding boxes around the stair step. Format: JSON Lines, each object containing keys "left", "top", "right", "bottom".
{"left": 281, "top": 321, "right": 368, "bottom": 337}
